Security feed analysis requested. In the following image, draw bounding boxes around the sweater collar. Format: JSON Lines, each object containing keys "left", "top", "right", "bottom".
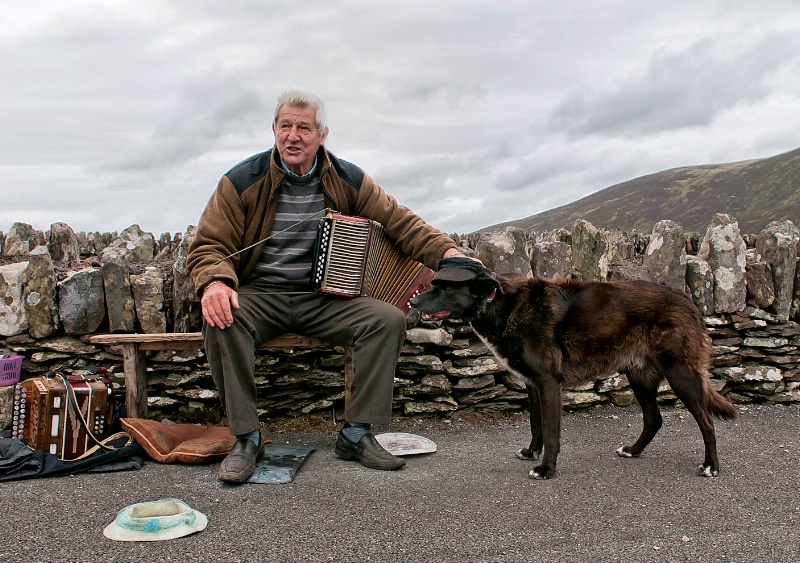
{"left": 279, "top": 154, "right": 318, "bottom": 178}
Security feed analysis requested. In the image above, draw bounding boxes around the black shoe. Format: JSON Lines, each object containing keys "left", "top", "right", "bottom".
{"left": 219, "top": 439, "right": 265, "bottom": 483}
{"left": 334, "top": 432, "right": 406, "bottom": 470}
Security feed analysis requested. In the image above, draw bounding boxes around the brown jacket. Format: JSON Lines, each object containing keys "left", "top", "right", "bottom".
{"left": 187, "top": 146, "right": 457, "bottom": 295}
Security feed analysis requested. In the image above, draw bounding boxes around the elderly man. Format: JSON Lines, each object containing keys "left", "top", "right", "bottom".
{"left": 187, "top": 90, "right": 467, "bottom": 483}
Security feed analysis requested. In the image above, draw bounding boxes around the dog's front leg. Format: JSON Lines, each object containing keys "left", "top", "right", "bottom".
{"left": 529, "top": 378, "right": 562, "bottom": 480}
{"left": 516, "top": 380, "right": 543, "bottom": 460}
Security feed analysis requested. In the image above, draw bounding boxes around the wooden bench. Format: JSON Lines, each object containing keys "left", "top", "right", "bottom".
{"left": 88, "top": 332, "right": 345, "bottom": 419}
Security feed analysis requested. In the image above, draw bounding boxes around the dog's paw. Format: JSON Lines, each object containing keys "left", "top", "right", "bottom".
{"left": 698, "top": 464, "right": 719, "bottom": 477}
{"left": 615, "top": 446, "right": 637, "bottom": 458}
{"left": 528, "top": 465, "right": 555, "bottom": 480}
{"left": 515, "top": 448, "right": 540, "bottom": 460}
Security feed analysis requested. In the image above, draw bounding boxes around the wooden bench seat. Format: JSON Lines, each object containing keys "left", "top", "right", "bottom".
{"left": 88, "top": 332, "right": 335, "bottom": 419}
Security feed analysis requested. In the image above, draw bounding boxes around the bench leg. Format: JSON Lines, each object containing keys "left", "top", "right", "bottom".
{"left": 122, "top": 343, "right": 148, "bottom": 419}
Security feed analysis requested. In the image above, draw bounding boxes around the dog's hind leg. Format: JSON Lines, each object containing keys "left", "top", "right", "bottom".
{"left": 528, "top": 377, "right": 562, "bottom": 480}
{"left": 616, "top": 374, "right": 663, "bottom": 459}
{"left": 516, "top": 380, "right": 543, "bottom": 460}
{"left": 664, "top": 367, "right": 721, "bottom": 477}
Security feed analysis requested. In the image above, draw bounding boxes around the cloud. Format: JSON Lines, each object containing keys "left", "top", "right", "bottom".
{"left": 548, "top": 30, "right": 800, "bottom": 137}
{"left": 106, "top": 78, "right": 268, "bottom": 172}
{"left": 1, "top": 1, "right": 800, "bottom": 239}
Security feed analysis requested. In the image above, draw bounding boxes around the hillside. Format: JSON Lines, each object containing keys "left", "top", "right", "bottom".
{"left": 481, "top": 147, "right": 800, "bottom": 235}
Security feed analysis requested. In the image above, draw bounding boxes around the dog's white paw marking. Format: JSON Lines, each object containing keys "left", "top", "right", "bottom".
{"left": 616, "top": 446, "right": 633, "bottom": 458}
{"left": 515, "top": 449, "right": 528, "bottom": 460}
{"left": 528, "top": 469, "right": 551, "bottom": 480}
{"left": 699, "top": 465, "right": 719, "bottom": 477}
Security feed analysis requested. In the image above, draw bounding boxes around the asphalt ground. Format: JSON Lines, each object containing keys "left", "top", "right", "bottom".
{"left": 1, "top": 403, "right": 798, "bottom": 563}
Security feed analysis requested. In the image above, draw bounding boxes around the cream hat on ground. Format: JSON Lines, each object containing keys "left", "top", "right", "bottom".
{"left": 103, "top": 498, "right": 207, "bottom": 542}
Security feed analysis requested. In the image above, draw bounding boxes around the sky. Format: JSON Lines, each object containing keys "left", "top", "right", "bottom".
{"left": 2, "top": 1, "right": 799, "bottom": 239}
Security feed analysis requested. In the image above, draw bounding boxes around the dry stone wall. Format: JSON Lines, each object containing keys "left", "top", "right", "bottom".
{"left": 1, "top": 213, "right": 799, "bottom": 426}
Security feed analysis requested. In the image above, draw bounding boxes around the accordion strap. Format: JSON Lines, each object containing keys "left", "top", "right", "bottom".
{"left": 214, "top": 207, "right": 336, "bottom": 265}
{"left": 55, "top": 373, "right": 115, "bottom": 452}
{"left": 66, "top": 431, "right": 133, "bottom": 462}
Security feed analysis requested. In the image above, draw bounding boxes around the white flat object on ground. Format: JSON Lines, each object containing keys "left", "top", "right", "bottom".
{"left": 374, "top": 432, "right": 437, "bottom": 456}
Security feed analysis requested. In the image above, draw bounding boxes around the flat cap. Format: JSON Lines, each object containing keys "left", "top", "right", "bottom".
{"left": 432, "top": 257, "right": 495, "bottom": 283}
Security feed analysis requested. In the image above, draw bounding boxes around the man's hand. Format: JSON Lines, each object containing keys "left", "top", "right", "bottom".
{"left": 443, "top": 248, "right": 482, "bottom": 263}
{"left": 201, "top": 281, "right": 239, "bottom": 329}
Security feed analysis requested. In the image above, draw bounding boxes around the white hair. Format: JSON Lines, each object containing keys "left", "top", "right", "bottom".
{"left": 274, "top": 90, "right": 328, "bottom": 135}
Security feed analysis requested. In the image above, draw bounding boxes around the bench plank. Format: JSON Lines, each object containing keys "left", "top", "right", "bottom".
{"left": 89, "top": 332, "right": 328, "bottom": 349}
{"left": 89, "top": 333, "right": 205, "bottom": 345}
{"left": 88, "top": 332, "right": 337, "bottom": 418}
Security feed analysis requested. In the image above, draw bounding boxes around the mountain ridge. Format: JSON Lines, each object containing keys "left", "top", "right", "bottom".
{"left": 480, "top": 147, "right": 800, "bottom": 235}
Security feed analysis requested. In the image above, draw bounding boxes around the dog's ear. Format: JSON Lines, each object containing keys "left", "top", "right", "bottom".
{"left": 471, "top": 269, "right": 502, "bottom": 295}
{"left": 475, "top": 276, "right": 502, "bottom": 301}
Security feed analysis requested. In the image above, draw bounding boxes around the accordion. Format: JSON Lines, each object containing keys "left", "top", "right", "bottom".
{"left": 12, "top": 370, "right": 116, "bottom": 460}
{"left": 312, "top": 212, "right": 434, "bottom": 313}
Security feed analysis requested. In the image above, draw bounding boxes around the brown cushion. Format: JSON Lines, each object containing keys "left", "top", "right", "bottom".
{"left": 121, "top": 418, "right": 236, "bottom": 464}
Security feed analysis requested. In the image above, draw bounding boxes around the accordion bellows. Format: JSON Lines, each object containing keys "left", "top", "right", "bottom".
{"left": 312, "top": 213, "right": 434, "bottom": 313}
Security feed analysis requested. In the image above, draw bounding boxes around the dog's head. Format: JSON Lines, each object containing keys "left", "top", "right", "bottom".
{"left": 410, "top": 257, "right": 502, "bottom": 322}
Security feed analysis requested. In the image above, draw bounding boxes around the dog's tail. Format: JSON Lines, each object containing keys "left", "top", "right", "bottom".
{"left": 704, "top": 382, "right": 738, "bottom": 420}
{"left": 692, "top": 330, "right": 737, "bottom": 420}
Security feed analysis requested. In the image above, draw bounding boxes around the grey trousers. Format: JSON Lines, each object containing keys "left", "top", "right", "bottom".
{"left": 202, "top": 285, "right": 407, "bottom": 436}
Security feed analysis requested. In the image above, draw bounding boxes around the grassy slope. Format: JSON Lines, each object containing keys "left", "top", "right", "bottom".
{"left": 482, "top": 147, "right": 800, "bottom": 235}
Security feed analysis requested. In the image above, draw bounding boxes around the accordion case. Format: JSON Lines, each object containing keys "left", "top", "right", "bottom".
{"left": 312, "top": 213, "right": 434, "bottom": 313}
{"left": 12, "top": 373, "right": 113, "bottom": 460}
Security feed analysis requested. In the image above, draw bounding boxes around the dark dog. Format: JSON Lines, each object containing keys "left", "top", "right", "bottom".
{"left": 410, "top": 258, "right": 737, "bottom": 479}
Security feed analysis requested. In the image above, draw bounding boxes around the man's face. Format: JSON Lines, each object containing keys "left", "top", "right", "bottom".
{"left": 273, "top": 104, "right": 327, "bottom": 176}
